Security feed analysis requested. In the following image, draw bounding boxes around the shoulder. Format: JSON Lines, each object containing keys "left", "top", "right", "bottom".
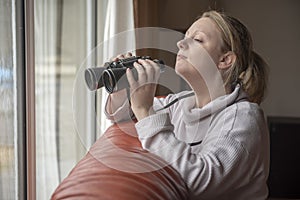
{"left": 213, "top": 101, "right": 265, "bottom": 130}
{"left": 210, "top": 101, "right": 268, "bottom": 151}
{"left": 230, "top": 101, "right": 266, "bottom": 130}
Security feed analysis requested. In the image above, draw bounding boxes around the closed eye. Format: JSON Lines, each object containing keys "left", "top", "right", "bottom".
{"left": 194, "top": 38, "right": 203, "bottom": 43}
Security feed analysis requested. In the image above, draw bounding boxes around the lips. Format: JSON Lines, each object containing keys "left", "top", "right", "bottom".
{"left": 177, "top": 54, "right": 187, "bottom": 60}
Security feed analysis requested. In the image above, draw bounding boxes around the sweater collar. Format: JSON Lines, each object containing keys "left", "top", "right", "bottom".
{"left": 181, "top": 84, "right": 248, "bottom": 124}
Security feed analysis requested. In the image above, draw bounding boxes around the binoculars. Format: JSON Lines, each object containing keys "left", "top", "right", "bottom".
{"left": 84, "top": 56, "right": 165, "bottom": 93}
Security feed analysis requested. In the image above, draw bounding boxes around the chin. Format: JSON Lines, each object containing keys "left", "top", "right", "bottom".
{"left": 175, "top": 60, "right": 185, "bottom": 74}
{"left": 175, "top": 66, "right": 187, "bottom": 81}
{"left": 175, "top": 60, "right": 192, "bottom": 76}
{"left": 174, "top": 65, "right": 183, "bottom": 76}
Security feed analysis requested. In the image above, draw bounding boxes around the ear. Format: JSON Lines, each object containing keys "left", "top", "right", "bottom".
{"left": 218, "top": 51, "right": 236, "bottom": 70}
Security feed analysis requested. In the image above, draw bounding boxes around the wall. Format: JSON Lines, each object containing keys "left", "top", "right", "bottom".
{"left": 158, "top": 0, "right": 216, "bottom": 30}
{"left": 219, "top": 0, "right": 300, "bottom": 118}
{"left": 158, "top": 0, "right": 300, "bottom": 118}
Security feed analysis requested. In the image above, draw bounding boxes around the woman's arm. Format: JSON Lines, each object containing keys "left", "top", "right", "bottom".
{"left": 135, "top": 108, "right": 269, "bottom": 199}
{"left": 106, "top": 89, "right": 127, "bottom": 115}
{"left": 104, "top": 89, "right": 135, "bottom": 123}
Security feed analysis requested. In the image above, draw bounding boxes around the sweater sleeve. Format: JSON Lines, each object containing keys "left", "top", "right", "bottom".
{"left": 104, "top": 95, "right": 134, "bottom": 123}
{"left": 135, "top": 113, "right": 261, "bottom": 199}
{"left": 104, "top": 92, "right": 178, "bottom": 123}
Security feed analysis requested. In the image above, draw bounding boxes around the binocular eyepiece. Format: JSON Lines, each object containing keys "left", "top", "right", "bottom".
{"left": 84, "top": 56, "right": 165, "bottom": 93}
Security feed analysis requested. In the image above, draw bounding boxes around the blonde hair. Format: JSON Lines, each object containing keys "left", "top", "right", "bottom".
{"left": 202, "top": 11, "right": 269, "bottom": 104}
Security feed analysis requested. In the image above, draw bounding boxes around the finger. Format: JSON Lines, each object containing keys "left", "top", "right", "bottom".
{"left": 109, "top": 54, "right": 124, "bottom": 62}
{"left": 134, "top": 61, "right": 147, "bottom": 83}
{"left": 140, "top": 59, "right": 154, "bottom": 81}
{"left": 146, "top": 59, "right": 161, "bottom": 81}
{"left": 126, "top": 68, "right": 137, "bottom": 89}
{"left": 138, "top": 59, "right": 158, "bottom": 82}
{"left": 146, "top": 59, "right": 161, "bottom": 72}
{"left": 110, "top": 52, "right": 133, "bottom": 62}
{"left": 117, "top": 54, "right": 125, "bottom": 59}
{"left": 125, "top": 52, "right": 133, "bottom": 58}
{"left": 109, "top": 56, "right": 118, "bottom": 62}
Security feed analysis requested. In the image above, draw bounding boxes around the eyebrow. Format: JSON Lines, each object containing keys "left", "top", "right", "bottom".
{"left": 186, "top": 30, "right": 209, "bottom": 38}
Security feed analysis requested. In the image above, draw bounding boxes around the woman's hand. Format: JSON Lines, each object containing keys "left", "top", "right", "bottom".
{"left": 127, "top": 59, "right": 161, "bottom": 121}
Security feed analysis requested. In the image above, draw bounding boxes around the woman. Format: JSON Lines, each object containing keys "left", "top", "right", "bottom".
{"left": 106, "top": 10, "right": 269, "bottom": 199}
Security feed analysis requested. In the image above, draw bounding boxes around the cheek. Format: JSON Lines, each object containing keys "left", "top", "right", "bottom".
{"left": 175, "top": 42, "right": 220, "bottom": 82}
{"left": 207, "top": 48, "right": 222, "bottom": 66}
{"left": 188, "top": 45, "right": 218, "bottom": 73}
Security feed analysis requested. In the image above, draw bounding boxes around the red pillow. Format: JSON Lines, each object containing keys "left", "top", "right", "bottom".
{"left": 51, "top": 121, "right": 188, "bottom": 200}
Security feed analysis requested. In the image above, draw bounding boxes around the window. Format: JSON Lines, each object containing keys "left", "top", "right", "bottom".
{"left": 0, "top": 0, "right": 16, "bottom": 197}
{"left": 1, "top": 0, "right": 134, "bottom": 199}
{"left": 0, "top": 0, "right": 25, "bottom": 199}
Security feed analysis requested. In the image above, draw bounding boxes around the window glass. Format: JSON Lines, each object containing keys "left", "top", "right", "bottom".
{"left": 0, "top": 0, "right": 16, "bottom": 199}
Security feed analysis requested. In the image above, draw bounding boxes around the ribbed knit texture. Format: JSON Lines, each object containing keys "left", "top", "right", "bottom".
{"left": 106, "top": 84, "right": 270, "bottom": 200}
{"left": 135, "top": 85, "right": 270, "bottom": 200}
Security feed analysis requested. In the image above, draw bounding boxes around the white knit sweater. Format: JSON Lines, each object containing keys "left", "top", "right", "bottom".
{"left": 105, "top": 84, "right": 270, "bottom": 200}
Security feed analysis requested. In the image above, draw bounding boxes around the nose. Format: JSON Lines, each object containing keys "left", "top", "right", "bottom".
{"left": 177, "top": 38, "right": 188, "bottom": 50}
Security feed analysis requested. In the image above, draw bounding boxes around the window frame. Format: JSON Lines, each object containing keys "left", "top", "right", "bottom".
{"left": 24, "top": 0, "right": 36, "bottom": 199}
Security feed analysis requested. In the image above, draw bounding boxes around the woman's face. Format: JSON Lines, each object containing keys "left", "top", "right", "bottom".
{"left": 175, "top": 17, "right": 224, "bottom": 86}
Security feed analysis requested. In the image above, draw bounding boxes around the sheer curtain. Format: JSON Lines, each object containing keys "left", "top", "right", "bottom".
{"left": 34, "top": 1, "right": 61, "bottom": 198}
{"left": 99, "top": 0, "right": 135, "bottom": 134}
{"left": 34, "top": 0, "right": 135, "bottom": 199}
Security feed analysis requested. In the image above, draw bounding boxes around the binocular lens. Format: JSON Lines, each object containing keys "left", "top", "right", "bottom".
{"left": 84, "top": 67, "right": 105, "bottom": 91}
{"left": 102, "top": 69, "right": 115, "bottom": 93}
{"left": 103, "top": 68, "right": 129, "bottom": 93}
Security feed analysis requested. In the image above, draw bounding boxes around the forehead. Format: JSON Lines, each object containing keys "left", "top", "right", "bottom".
{"left": 186, "top": 17, "right": 221, "bottom": 38}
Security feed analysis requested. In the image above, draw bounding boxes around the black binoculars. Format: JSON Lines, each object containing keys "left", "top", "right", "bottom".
{"left": 84, "top": 56, "right": 165, "bottom": 93}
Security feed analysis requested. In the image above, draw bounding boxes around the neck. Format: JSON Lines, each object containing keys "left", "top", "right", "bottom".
{"left": 194, "top": 89, "right": 211, "bottom": 108}
{"left": 192, "top": 84, "right": 228, "bottom": 108}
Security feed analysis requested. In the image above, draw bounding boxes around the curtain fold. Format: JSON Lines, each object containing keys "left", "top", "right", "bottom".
{"left": 99, "top": 0, "right": 135, "bottom": 134}
{"left": 35, "top": 0, "right": 60, "bottom": 199}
